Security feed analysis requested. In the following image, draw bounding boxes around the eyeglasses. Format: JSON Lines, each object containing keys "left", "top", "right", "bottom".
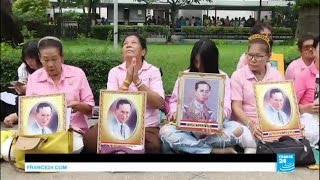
{"left": 245, "top": 53, "right": 268, "bottom": 61}
{"left": 301, "top": 45, "right": 314, "bottom": 52}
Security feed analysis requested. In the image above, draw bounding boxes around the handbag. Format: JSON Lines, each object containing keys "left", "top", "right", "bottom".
{"left": 8, "top": 129, "right": 74, "bottom": 171}
{"left": 257, "top": 136, "right": 316, "bottom": 166}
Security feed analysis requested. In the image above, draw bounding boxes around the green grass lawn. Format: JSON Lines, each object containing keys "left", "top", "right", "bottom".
{"left": 1, "top": 38, "right": 300, "bottom": 94}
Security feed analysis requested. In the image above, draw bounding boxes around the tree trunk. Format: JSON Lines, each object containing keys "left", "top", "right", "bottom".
{"left": 167, "top": 4, "right": 177, "bottom": 43}
{"left": 295, "top": 7, "right": 319, "bottom": 39}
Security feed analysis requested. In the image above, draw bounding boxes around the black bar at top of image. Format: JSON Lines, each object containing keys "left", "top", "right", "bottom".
{"left": 25, "top": 154, "right": 276, "bottom": 163}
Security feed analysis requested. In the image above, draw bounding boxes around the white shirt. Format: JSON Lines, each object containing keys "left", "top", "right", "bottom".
{"left": 28, "top": 119, "right": 52, "bottom": 135}
{"left": 110, "top": 116, "right": 132, "bottom": 140}
{"left": 264, "top": 105, "right": 289, "bottom": 126}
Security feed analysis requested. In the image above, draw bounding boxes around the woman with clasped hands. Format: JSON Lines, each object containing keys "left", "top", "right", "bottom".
{"left": 83, "top": 33, "right": 165, "bottom": 154}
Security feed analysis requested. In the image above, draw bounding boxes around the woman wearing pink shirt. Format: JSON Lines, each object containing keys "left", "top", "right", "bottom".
{"left": 285, "top": 34, "right": 315, "bottom": 80}
{"left": 294, "top": 36, "right": 319, "bottom": 147}
{"left": 231, "top": 34, "right": 283, "bottom": 153}
{"left": 160, "top": 38, "right": 244, "bottom": 154}
{"left": 83, "top": 33, "right": 165, "bottom": 154}
{"left": 26, "top": 36, "right": 95, "bottom": 153}
{"left": 236, "top": 23, "right": 273, "bottom": 70}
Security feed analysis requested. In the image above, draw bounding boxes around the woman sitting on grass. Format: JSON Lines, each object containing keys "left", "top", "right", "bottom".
{"left": 160, "top": 38, "right": 244, "bottom": 154}
{"left": 294, "top": 35, "right": 319, "bottom": 147}
{"left": 231, "top": 34, "right": 283, "bottom": 154}
{"left": 83, "top": 33, "right": 165, "bottom": 154}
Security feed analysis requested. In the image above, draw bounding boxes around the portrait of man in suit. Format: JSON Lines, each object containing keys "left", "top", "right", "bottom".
{"left": 264, "top": 88, "right": 290, "bottom": 126}
{"left": 109, "top": 99, "right": 134, "bottom": 140}
{"left": 183, "top": 81, "right": 215, "bottom": 122}
{"left": 28, "top": 102, "right": 55, "bottom": 135}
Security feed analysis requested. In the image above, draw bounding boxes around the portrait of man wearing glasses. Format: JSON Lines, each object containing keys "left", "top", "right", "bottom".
{"left": 285, "top": 35, "right": 316, "bottom": 80}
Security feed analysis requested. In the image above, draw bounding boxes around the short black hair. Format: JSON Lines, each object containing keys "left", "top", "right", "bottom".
{"left": 250, "top": 23, "right": 272, "bottom": 35}
{"left": 38, "top": 36, "right": 63, "bottom": 56}
{"left": 195, "top": 81, "right": 211, "bottom": 91}
{"left": 36, "top": 102, "right": 52, "bottom": 113}
{"left": 122, "top": 33, "right": 147, "bottom": 60}
{"left": 269, "top": 88, "right": 284, "bottom": 99}
{"left": 250, "top": 23, "right": 273, "bottom": 48}
{"left": 116, "top": 99, "right": 132, "bottom": 109}
{"left": 298, "top": 34, "right": 314, "bottom": 51}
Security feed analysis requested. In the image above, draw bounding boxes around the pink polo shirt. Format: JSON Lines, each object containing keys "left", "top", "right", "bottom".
{"left": 285, "top": 57, "right": 310, "bottom": 80}
{"left": 107, "top": 61, "right": 165, "bottom": 127}
{"left": 231, "top": 65, "right": 283, "bottom": 123}
{"left": 169, "top": 69, "right": 232, "bottom": 119}
{"left": 26, "top": 64, "right": 95, "bottom": 132}
{"left": 294, "top": 63, "right": 319, "bottom": 105}
{"left": 236, "top": 53, "right": 248, "bottom": 70}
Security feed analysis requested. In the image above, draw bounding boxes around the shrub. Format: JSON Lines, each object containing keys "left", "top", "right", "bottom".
{"left": 181, "top": 26, "right": 292, "bottom": 36}
{"left": 0, "top": 44, "right": 121, "bottom": 105}
{"left": 91, "top": 25, "right": 169, "bottom": 40}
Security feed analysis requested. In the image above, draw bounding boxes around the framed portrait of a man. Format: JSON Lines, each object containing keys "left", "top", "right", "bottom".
{"left": 254, "top": 81, "right": 301, "bottom": 141}
{"left": 18, "top": 94, "right": 67, "bottom": 135}
{"left": 176, "top": 72, "right": 225, "bottom": 134}
{"left": 269, "top": 53, "right": 284, "bottom": 76}
{"left": 97, "top": 90, "right": 146, "bottom": 154}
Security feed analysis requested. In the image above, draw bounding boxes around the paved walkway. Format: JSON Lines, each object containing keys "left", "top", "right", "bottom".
{"left": 1, "top": 164, "right": 319, "bottom": 180}
{"left": 1, "top": 121, "right": 319, "bottom": 180}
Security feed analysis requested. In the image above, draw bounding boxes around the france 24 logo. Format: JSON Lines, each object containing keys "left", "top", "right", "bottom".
{"left": 277, "top": 153, "right": 295, "bottom": 172}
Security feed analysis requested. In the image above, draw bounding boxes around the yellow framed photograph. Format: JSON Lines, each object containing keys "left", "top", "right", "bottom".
{"left": 269, "top": 53, "right": 284, "bottom": 76}
{"left": 254, "top": 81, "right": 301, "bottom": 141}
{"left": 97, "top": 90, "right": 146, "bottom": 154}
{"left": 18, "top": 94, "right": 67, "bottom": 135}
{"left": 176, "top": 72, "right": 226, "bottom": 134}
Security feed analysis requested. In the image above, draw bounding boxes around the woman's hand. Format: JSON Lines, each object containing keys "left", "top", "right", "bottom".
{"left": 125, "top": 58, "right": 136, "bottom": 84}
{"left": 15, "top": 84, "right": 27, "bottom": 95}
{"left": 299, "top": 103, "right": 319, "bottom": 114}
{"left": 68, "top": 100, "right": 80, "bottom": 113}
{"left": 4, "top": 113, "right": 18, "bottom": 127}
{"left": 248, "top": 122, "right": 263, "bottom": 140}
{"left": 166, "top": 112, "right": 176, "bottom": 122}
{"left": 132, "top": 58, "right": 140, "bottom": 84}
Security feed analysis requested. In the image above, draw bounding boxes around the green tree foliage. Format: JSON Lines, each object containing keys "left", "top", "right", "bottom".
{"left": 13, "top": 0, "right": 51, "bottom": 23}
{"left": 295, "top": 0, "right": 320, "bottom": 8}
{"left": 271, "top": 3, "right": 298, "bottom": 37}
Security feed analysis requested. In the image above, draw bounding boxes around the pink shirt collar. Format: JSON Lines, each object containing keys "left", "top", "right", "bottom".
{"left": 35, "top": 64, "right": 74, "bottom": 82}
{"left": 298, "top": 57, "right": 312, "bottom": 69}
{"left": 244, "top": 64, "right": 275, "bottom": 81}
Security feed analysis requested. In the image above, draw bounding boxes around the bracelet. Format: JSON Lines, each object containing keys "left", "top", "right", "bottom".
{"left": 136, "top": 82, "right": 144, "bottom": 89}
{"left": 124, "top": 79, "right": 130, "bottom": 85}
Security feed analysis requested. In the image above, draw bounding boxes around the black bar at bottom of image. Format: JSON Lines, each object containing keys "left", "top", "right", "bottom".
{"left": 25, "top": 154, "right": 277, "bottom": 163}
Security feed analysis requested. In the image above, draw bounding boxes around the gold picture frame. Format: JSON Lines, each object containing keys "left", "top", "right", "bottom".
{"left": 269, "top": 53, "right": 285, "bottom": 76}
{"left": 18, "top": 93, "right": 67, "bottom": 135}
{"left": 97, "top": 90, "right": 146, "bottom": 153}
{"left": 254, "top": 81, "right": 301, "bottom": 141}
{"left": 176, "top": 72, "right": 226, "bottom": 133}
